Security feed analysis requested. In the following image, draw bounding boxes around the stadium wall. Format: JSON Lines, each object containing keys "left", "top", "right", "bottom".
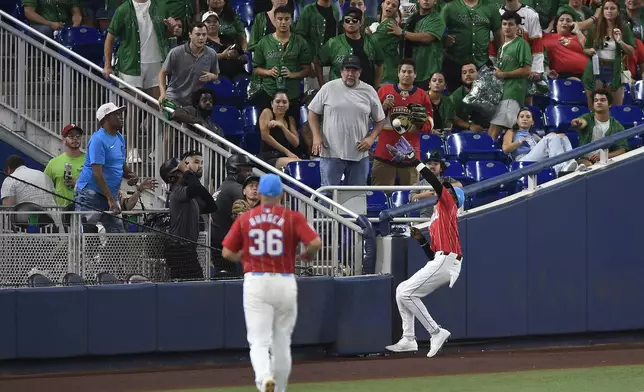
{"left": 0, "top": 156, "right": 643, "bottom": 361}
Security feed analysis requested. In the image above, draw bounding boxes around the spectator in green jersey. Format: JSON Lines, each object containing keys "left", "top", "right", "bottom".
{"left": 23, "top": 0, "right": 82, "bottom": 38}
{"left": 371, "top": 0, "right": 402, "bottom": 83}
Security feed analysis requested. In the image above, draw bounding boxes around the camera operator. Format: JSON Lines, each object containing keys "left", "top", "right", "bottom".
{"left": 160, "top": 157, "right": 217, "bottom": 280}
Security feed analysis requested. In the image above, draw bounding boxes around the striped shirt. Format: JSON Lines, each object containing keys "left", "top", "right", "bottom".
{"left": 222, "top": 204, "right": 319, "bottom": 274}
{"left": 429, "top": 189, "right": 462, "bottom": 256}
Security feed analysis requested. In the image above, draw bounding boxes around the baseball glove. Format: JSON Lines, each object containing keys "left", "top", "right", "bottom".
{"left": 386, "top": 137, "right": 416, "bottom": 163}
{"left": 231, "top": 199, "right": 251, "bottom": 219}
{"left": 407, "top": 103, "right": 428, "bottom": 125}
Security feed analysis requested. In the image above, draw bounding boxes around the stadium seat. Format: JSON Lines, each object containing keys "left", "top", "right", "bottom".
{"left": 549, "top": 79, "right": 586, "bottom": 105}
{"left": 212, "top": 105, "right": 244, "bottom": 136}
{"left": 545, "top": 105, "right": 590, "bottom": 132}
{"left": 244, "top": 50, "right": 253, "bottom": 74}
{"left": 235, "top": 2, "right": 255, "bottom": 27}
{"left": 366, "top": 190, "right": 390, "bottom": 217}
{"left": 56, "top": 26, "right": 104, "bottom": 66}
{"left": 420, "top": 134, "right": 445, "bottom": 159}
{"left": 284, "top": 160, "right": 321, "bottom": 193}
{"left": 509, "top": 161, "right": 556, "bottom": 193}
{"left": 242, "top": 105, "right": 259, "bottom": 133}
{"left": 127, "top": 274, "right": 151, "bottom": 284}
{"left": 445, "top": 132, "right": 506, "bottom": 162}
{"left": 633, "top": 80, "right": 644, "bottom": 105}
{"left": 97, "top": 272, "right": 120, "bottom": 284}
{"left": 609, "top": 105, "right": 644, "bottom": 128}
{"left": 293, "top": 0, "right": 301, "bottom": 22}
{"left": 628, "top": 135, "right": 643, "bottom": 150}
{"left": 28, "top": 273, "right": 53, "bottom": 287}
{"left": 205, "top": 78, "right": 236, "bottom": 104}
{"left": 234, "top": 76, "right": 251, "bottom": 104}
{"left": 299, "top": 105, "right": 308, "bottom": 128}
{"left": 390, "top": 190, "right": 410, "bottom": 208}
{"left": 526, "top": 106, "right": 546, "bottom": 132}
{"left": 623, "top": 83, "right": 633, "bottom": 105}
{"left": 443, "top": 160, "right": 472, "bottom": 185}
{"left": 63, "top": 273, "right": 86, "bottom": 286}
{"left": 465, "top": 160, "right": 508, "bottom": 182}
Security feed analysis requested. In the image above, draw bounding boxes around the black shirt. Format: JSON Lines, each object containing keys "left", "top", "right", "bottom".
{"left": 431, "top": 101, "right": 443, "bottom": 130}
{"left": 210, "top": 176, "right": 243, "bottom": 247}
{"left": 317, "top": 4, "right": 336, "bottom": 44}
{"left": 346, "top": 36, "right": 374, "bottom": 87}
{"left": 265, "top": 13, "right": 276, "bottom": 35}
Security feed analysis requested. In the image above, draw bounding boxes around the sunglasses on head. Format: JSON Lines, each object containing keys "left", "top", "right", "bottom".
{"left": 344, "top": 16, "right": 359, "bottom": 24}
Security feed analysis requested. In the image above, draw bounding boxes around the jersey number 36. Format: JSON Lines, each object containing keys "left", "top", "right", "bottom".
{"left": 248, "top": 228, "right": 284, "bottom": 256}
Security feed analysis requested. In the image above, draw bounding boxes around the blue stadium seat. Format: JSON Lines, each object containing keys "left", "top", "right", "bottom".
{"left": 526, "top": 106, "right": 546, "bottom": 132}
{"left": 609, "top": 105, "right": 644, "bottom": 128}
{"left": 235, "top": 2, "right": 254, "bottom": 27}
{"left": 366, "top": 190, "right": 389, "bottom": 217}
{"left": 390, "top": 190, "right": 410, "bottom": 208}
{"left": 205, "top": 78, "right": 236, "bottom": 104}
{"left": 284, "top": 160, "right": 321, "bottom": 192}
{"left": 445, "top": 132, "right": 506, "bottom": 162}
{"left": 623, "top": 83, "right": 633, "bottom": 105}
{"left": 293, "top": 1, "right": 301, "bottom": 22}
{"left": 509, "top": 161, "right": 556, "bottom": 193}
{"left": 212, "top": 105, "right": 244, "bottom": 135}
{"left": 56, "top": 26, "right": 104, "bottom": 66}
{"left": 633, "top": 80, "right": 644, "bottom": 105}
{"left": 242, "top": 105, "right": 258, "bottom": 133}
{"left": 234, "top": 76, "right": 251, "bottom": 104}
{"left": 299, "top": 105, "right": 308, "bottom": 127}
{"left": 420, "top": 134, "right": 445, "bottom": 159}
{"left": 443, "top": 160, "right": 472, "bottom": 184}
{"left": 549, "top": 79, "right": 586, "bottom": 105}
{"left": 465, "top": 161, "right": 510, "bottom": 208}
{"left": 628, "top": 135, "right": 643, "bottom": 150}
{"left": 545, "top": 105, "right": 590, "bottom": 132}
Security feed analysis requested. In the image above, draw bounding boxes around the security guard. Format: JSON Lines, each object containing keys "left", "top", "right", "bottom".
{"left": 210, "top": 154, "right": 254, "bottom": 276}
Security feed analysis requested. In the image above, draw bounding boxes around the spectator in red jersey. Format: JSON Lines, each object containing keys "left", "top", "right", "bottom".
{"left": 384, "top": 137, "right": 464, "bottom": 359}
{"left": 544, "top": 11, "right": 590, "bottom": 80}
{"left": 222, "top": 174, "right": 321, "bottom": 392}
{"left": 372, "top": 58, "right": 433, "bottom": 187}
{"left": 625, "top": 38, "right": 644, "bottom": 80}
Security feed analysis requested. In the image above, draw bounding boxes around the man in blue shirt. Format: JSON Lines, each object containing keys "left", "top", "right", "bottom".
{"left": 75, "top": 102, "right": 138, "bottom": 233}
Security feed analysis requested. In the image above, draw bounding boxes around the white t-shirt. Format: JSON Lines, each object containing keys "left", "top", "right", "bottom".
{"left": 133, "top": 0, "right": 163, "bottom": 64}
{"left": 308, "top": 79, "right": 386, "bottom": 161}
{"left": 589, "top": 118, "right": 610, "bottom": 156}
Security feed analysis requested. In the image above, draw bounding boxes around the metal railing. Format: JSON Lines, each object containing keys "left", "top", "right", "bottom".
{"left": 0, "top": 11, "right": 377, "bottom": 276}
{"left": 379, "top": 124, "right": 644, "bottom": 233}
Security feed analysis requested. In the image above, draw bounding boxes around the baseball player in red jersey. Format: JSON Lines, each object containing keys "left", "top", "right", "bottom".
{"left": 222, "top": 174, "right": 322, "bottom": 392}
{"left": 383, "top": 138, "right": 465, "bottom": 358}
{"left": 372, "top": 58, "right": 433, "bottom": 186}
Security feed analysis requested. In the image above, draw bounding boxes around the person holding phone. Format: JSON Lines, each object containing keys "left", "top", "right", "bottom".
{"left": 203, "top": 11, "right": 249, "bottom": 80}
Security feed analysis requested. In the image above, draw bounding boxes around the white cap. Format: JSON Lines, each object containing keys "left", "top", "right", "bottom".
{"left": 96, "top": 103, "right": 125, "bottom": 122}
{"left": 201, "top": 11, "right": 220, "bottom": 22}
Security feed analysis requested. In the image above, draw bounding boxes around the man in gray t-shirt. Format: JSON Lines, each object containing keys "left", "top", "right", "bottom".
{"left": 158, "top": 22, "right": 220, "bottom": 107}
{"left": 307, "top": 56, "right": 386, "bottom": 186}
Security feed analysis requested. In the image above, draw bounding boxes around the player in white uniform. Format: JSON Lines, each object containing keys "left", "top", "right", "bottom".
{"left": 222, "top": 174, "right": 321, "bottom": 392}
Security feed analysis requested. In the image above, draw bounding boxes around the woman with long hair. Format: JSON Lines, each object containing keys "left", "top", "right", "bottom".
{"left": 502, "top": 108, "right": 579, "bottom": 174}
{"left": 426, "top": 72, "right": 455, "bottom": 134}
{"left": 544, "top": 11, "right": 589, "bottom": 80}
{"left": 258, "top": 91, "right": 302, "bottom": 168}
{"left": 206, "top": 0, "right": 248, "bottom": 52}
{"left": 581, "top": 0, "right": 635, "bottom": 106}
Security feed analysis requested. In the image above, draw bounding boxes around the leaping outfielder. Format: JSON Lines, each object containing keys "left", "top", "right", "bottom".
{"left": 384, "top": 137, "right": 465, "bottom": 358}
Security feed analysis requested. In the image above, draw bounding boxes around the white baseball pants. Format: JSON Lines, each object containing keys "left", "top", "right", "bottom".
{"left": 396, "top": 252, "right": 462, "bottom": 338}
{"left": 243, "top": 272, "right": 298, "bottom": 392}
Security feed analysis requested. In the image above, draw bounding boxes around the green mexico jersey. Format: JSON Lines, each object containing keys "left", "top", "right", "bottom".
{"left": 318, "top": 34, "right": 384, "bottom": 81}
{"left": 441, "top": 0, "right": 501, "bottom": 67}
{"left": 218, "top": 14, "right": 245, "bottom": 41}
{"left": 253, "top": 34, "right": 312, "bottom": 100}
{"left": 372, "top": 17, "right": 401, "bottom": 83}
{"left": 411, "top": 11, "right": 445, "bottom": 83}
{"left": 23, "top": 0, "right": 80, "bottom": 23}
{"left": 497, "top": 37, "right": 532, "bottom": 105}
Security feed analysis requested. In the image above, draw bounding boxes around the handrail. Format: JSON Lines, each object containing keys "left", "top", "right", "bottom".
{"left": 0, "top": 10, "right": 361, "bottom": 220}
{"left": 379, "top": 122, "right": 644, "bottom": 229}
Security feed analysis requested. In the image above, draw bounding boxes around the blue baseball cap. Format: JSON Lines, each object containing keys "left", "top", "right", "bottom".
{"left": 258, "top": 174, "right": 283, "bottom": 197}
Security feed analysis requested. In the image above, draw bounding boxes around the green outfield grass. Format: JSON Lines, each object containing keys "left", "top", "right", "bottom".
{"left": 164, "top": 365, "right": 644, "bottom": 392}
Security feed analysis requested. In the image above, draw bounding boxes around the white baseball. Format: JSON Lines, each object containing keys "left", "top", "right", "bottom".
{"left": 392, "top": 118, "right": 402, "bottom": 128}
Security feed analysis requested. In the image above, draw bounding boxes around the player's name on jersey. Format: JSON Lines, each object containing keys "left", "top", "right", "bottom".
{"left": 249, "top": 213, "right": 286, "bottom": 227}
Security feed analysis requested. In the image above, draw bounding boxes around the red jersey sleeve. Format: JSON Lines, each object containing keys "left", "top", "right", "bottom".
{"left": 222, "top": 214, "right": 244, "bottom": 252}
{"left": 294, "top": 212, "right": 319, "bottom": 246}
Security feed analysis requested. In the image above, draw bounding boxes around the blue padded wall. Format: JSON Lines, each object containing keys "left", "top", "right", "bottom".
{"left": 526, "top": 179, "right": 587, "bottom": 335}
{"left": 0, "top": 290, "right": 16, "bottom": 359}
{"left": 223, "top": 281, "right": 248, "bottom": 349}
{"left": 585, "top": 158, "right": 644, "bottom": 331}
{"left": 156, "top": 281, "right": 225, "bottom": 352}
{"left": 334, "top": 275, "right": 392, "bottom": 355}
{"left": 405, "top": 219, "right": 468, "bottom": 342}
{"left": 87, "top": 285, "right": 157, "bottom": 355}
{"left": 466, "top": 200, "right": 528, "bottom": 338}
{"left": 292, "top": 277, "right": 336, "bottom": 345}
{"left": 16, "top": 286, "right": 87, "bottom": 358}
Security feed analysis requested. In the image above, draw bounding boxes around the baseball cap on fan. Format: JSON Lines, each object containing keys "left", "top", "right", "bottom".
{"left": 96, "top": 103, "right": 125, "bottom": 122}
{"left": 202, "top": 11, "right": 220, "bottom": 22}
{"left": 258, "top": 174, "right": 283, "bottom": 197}
{"left": 342, "top": 55, "right": 362, "bottom": 70}
{"left": 62, "top": 123, "right": 84, "bottom": 137}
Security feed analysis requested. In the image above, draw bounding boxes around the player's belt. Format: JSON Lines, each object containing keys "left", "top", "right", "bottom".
{"left": 248, "top": 272, "right": 294, "bottom": 277}
{"left": 436, "top": 251, "right": 463, "bottom": 261}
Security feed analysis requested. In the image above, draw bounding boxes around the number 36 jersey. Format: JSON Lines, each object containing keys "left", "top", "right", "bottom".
{"left": 222, "top": 204, "right": 319, "bottom": 274}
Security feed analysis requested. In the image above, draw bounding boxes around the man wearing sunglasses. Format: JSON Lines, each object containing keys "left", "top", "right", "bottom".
{"left": 318, "top": 7, "right": 384, "bottom": 88}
